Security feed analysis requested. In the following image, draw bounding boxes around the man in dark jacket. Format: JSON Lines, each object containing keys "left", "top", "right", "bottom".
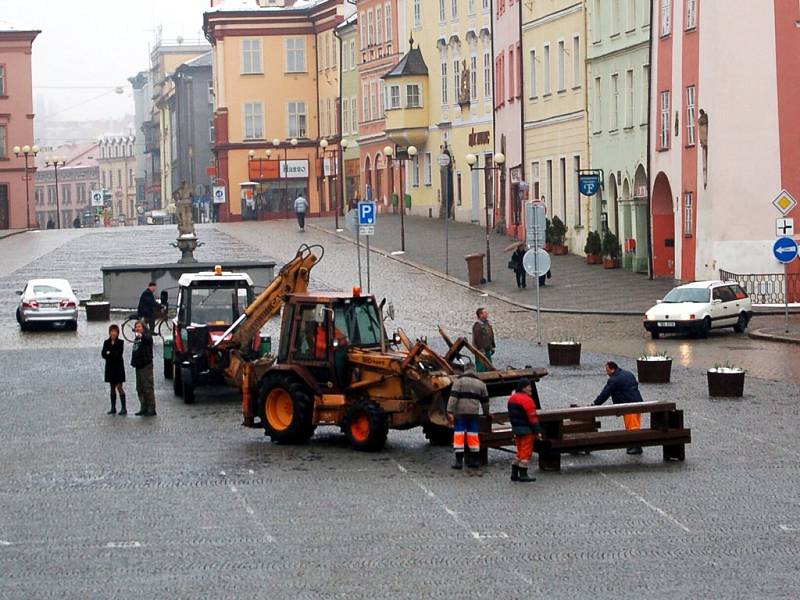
{"left": 508, "top": 379, "right": 542, "bottom": 482}
{"left": 131, "top": 320, "right": 156, "bottom": 417}
{"left": 592, "top": 361, "right": 644, "bottom": 454}
{"left": 137, "top": 282, "right": 158, "bottom": 331}
{"left": 446, "top": 362, "right": 491, "bottom": 470}
{"left": 471, "top": 307, "right": 496, "bottom": 372}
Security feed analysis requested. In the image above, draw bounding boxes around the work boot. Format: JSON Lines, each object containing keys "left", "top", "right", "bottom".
{"left": 451, "top": 452, "right": 464, "bottom": 470}
{"left": 511, "top": 464, "right": 520, "bottom": 482}
{"left": 134, "top": 409, "right": 147, "bottom": 416}
{"left": 466, "top": 452, "right": 480, "bottom": 469}
{"left": 118, "top": 395, "right": 127, "bottom": 416}
{"left": 517, "top": 467, "right": 536, "bottom": 483}
{"left": 144, "top": 410, "right": 157, "bottom": 417}
{"left": 626, "top": 446, "right": 643, "bottom": 455}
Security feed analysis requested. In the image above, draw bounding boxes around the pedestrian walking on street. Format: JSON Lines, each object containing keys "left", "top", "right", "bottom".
{"left": 131, "top": 320, "right": 156, "bottom": 417}
{"left": 447, "top": 360, "right": 491, "bottom": 470}
{"left": 471, "top": 307, "right": 496, "bottom": 372}
{"left": 294, "top": 193, "right": 309, "bottom": 231}
{"left": 507, "top": 379, "right": 542, "bottom": 482}
{"left": 101, "top": 324, "right": 127, "bottom": 415}
{"left": 509, "top": 245, "right": 527, "bottom": 289}
{"left": 538, "top": 267, "right": 552, "bottom": 287}
{"left": 137, "top": 281, "right": 158, "bottom": 332}
{"left": 591, "top": 361, "right": 644, "bottom": 454}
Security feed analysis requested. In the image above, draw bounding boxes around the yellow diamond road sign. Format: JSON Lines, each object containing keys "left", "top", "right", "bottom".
{"left": 772, "top": 190, "right": 797, "bottom": 215}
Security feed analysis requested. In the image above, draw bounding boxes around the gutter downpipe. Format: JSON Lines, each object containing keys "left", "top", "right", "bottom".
{"left": 646, "top": 0, "right": 655, "bottom": 279}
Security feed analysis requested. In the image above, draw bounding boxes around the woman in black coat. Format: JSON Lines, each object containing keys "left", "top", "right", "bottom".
{"left": 509, "top": 246, "right": 527, "bottom": 289}
{"left": 101, "top": 324, "right": 127, "bottom": 415}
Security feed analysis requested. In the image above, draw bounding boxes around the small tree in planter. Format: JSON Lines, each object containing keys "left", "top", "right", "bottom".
{"left": 550, "top": 216, "right": 568, "bottom": 255}
{"left": 602, "top": 230, "right": 622, "bottom": 269}
{"left": 707, "top": 363, "right": 745, "bottom": 397}
{"left": 637, "top": 351, "right": 672, "bottom": 383}
{"left": 547, "top": 336, "right": 581, "bottom": 366}
{"left": 583, "top": 230, "right": 602, "bottom": 264}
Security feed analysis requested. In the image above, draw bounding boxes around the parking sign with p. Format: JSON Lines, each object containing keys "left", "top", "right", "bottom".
{"left": 358, "top": 201, "right": 376, "bottom": 226}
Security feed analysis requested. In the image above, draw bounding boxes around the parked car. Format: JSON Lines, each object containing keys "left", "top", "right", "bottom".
{"left": 643, "top": 280, "right": 752, "bottom": 339}
{"left": 16, "top": 278, "right": 79, "bottom": 331}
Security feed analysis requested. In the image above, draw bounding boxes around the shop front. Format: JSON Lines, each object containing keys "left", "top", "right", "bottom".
{"left": 242, "top": 159, "right": 310, "bottom": 221}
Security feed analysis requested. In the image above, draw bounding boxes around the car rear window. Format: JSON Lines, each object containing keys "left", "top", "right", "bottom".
{"left": 32, "top": 285, "right": 65, "bottom": 295}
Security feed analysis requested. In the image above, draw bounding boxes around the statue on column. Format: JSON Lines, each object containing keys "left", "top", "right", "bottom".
{"left": 459, "top": 59, "right": 471, "bottom": 108}
{"left": 175, "top": 181, "right": 195, "bottom": 237}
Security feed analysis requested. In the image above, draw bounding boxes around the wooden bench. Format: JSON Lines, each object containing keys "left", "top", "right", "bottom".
{"left": 478, "top": 401, "right": 690, "bottom": 471}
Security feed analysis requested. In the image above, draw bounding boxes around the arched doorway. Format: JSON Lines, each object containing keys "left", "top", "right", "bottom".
{"left": 621, "top": 178, "right": 633, "bottom": 269}
{"left": 651, "top": 172, "right": 675, "bottom": 278}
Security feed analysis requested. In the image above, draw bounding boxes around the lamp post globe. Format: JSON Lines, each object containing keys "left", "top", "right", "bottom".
{"left": 493, "top": 152, "right": 506, "bottom": 165}
{"left": 341, "top": 139, "right": 349, "bottom": 150}
{"left": 465, "top": 153, "right": 477, "bottom": 167}
{"left": 272, "top": 138, "right": 280, "bottom": 147}
{"left": 408, "top": 145, "right": 418, "bottom": 157}
{"left": 383, "top": 145, "right": 393, "bottom": 157}
{"left": 320, "top": 138, "right": 328, "bottom": 149}
{"left": 290, "top": 138, "right": 298, "bottom": 146}
{"left": 31, "top": 145, "right": 39, "bottom": 154}
{"left": 265, "top": 149, "right": 272, "bottom": 158}
{"left": 22, "top": 145, "right": 31, "bottom": 154}
{"left": 12, "top": 146, "right": 20, "bottom": 155}
{"left": 248, "top": 149, "right": 256, "bottom": 158}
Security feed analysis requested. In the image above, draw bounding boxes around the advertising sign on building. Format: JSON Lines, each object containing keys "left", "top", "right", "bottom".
{"left": 323, "top": 157, "right": 338, "bottom": 177}
{"left": 281, "top": 160, "right": 309, "bottom": 179}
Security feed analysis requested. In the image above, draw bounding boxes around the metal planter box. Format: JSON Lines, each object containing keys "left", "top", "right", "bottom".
{"left": 548, "top": 343, "right": 581, "bottom": 366}
{"left": 637, "top": 359, "right": 672, "bottom": 384}
{"left": 707, "top": 370, "right": 745, "bottom": 397}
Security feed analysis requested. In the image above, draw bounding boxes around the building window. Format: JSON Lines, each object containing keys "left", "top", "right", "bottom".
{"left": 414, "top": 0, "right": 422, "bottom": 28}
{"left": 350, "top": 40, "right": 356, "bottom": 69}
{"left": 572, "top": 36, "right": 581, "bottom": 88}
{"left": 627, "top": 0, "right": 636, "bottom": 31}
{"left": 483, "top": 50, "right": 491, "bottom": 98}
{"left": 470, "top": 55, "right": 478, "bottom": 102}
{"left": 331, "top": 32, "right": 337, "bottom": 68}
{"left": 531, "top": 161, "right": 540, "bottom": 202}
{"left": 244, "top": 102, "right": 264, "bottom": 139}
{"left": 468, "top": 0, "right": 476, "bottom": 15}
{"left": 342, "top": 98, "right": 350, "bottom": 134}
{"left": 370, "top": 80, "right": 377, "bottom": 118}
{"left": 242, "top": 39, "right": 262, "bottom": 74}
{"left": 286, "top": 38, "right": 306, "bottom": 73}
{"left": 288, "top": 101, "right": 307, "bottom": 138}
{"left": 209, "top": 118, "right": 215, "bottom": 143}
{"left": 611, "top": 73, "right": 620, "bottom": 131}
{"left": 593, "top": 76, "right": 602, "bottom": 133}
{"left": 686, "top": 85, "right": 696, "bottom": 145}
{"left": 625, "top": 69, "right": 634, "bottom": 127}
{"left": 642, "top": 65, "right": 650, "bottom": 125}
{"left": 574, "top": 155, "right": 582, "bottom": 226}
{"left": 386, "top": 4, "right": 393, "bottom": 42}
{"left": 593, "top": 0, "right": 603, "bottom": 42}
{"left": 367, "top": 10, "right": 375, "bottom": 46}
{"left": 454, "top": 59, "right": 461, "bottom": 105}
{"left": 611, "top": 0, "right": 621, "bottom": 35}
{"left": 362, "top": 82, "right": 370, "bottom": 121}
{"left": 424, "top": 152, "right": 432, "bottom": 185}
{"left": 557, "top": 41, "right": 565, "bottom": 92}
{"left": 660, "top": 91, "right": 671, "bottom": 149}
{"left": 507, "top": 46, "right": 515, "bottom": 102}
{"left": 411, "top": 155, "right": 420, "bottom": 187}
{"left": 560, "top": 157, "right": 567, "bottom": 218}
{"left": 661, "top": 0, "right": 672, "bottom": 37}
{"left": 439, "top": 0, "right": 446, "bottom": 22}
{"left": 406, "top": 84, "right": 421, "bottom": 108}
{"left": 379, "top": 81, "right": 385, "bottom": 118}
{"left": 684, "top": 192, "right": 693, "bottom": 235}
{"left": 516, "top": 41, "right": 522, "bottom": 98}
{"left": 0, "top": 124, "right": 6, "bottom": 158}
{"left": 529, "top": 49, "right": 537, "bottom": 97}
{"left": 441, "top": 60, "right": 448, "bottom": 104}
{"left": 543, "top": 44, "right": 551, "bottom": 95}
{"left": 351, "top": 96, "right": 358, "bottom": 132}
{"left": 686, "top": 0, "right": 697, "bottom": 29}
{"left": 389, "top": 84, "right": 401, "bottom": 109}
{"left": 0, "top": 65, "right": 5, "bottom": 96}
{"left": 451, "top": 0, "right": 458, "bottom": 20}
{"left": 456, "top": 172, "right": 462, "bottom": 206}
{"left": 546, "top": 160, "right": 553, "bottom": 216}
{"left": 376, "top": 6, "right": 384, "bottom": 45}
{"left": 360, "top": 12, "right": 367, "bottom": 48}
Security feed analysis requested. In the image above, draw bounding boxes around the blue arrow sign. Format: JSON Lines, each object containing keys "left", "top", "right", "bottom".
{"left": 358, "top": 201, "right": 377, "bottom": 226}
{"left": 773, "top": 236, "right": 798, "bottom": 263}
{"left": 579, "top": 174, "right": 601, "bottom": 196}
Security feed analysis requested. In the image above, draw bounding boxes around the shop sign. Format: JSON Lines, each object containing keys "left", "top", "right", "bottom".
{"left": 281, "top": 159, "right": 309, "bottom": 179}
{"left": 468, "top": 128, "right": 491, "bottom": 147}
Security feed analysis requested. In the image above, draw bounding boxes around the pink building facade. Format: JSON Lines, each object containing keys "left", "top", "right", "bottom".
{"left": 0, "top": 30, "right": 39, "bottom": 230}
{"left": 650, "top": 0, "right": 800, "bottom": 299}
{"left": 493, "top": 0, "right": 523, "bottom": 239}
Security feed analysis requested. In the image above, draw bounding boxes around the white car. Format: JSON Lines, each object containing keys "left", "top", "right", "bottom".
{"left": 643, "top": 280, "right": 752, "bottom": 339}
{"left": 16, "top": 278, "right": 79, "bottom": 331}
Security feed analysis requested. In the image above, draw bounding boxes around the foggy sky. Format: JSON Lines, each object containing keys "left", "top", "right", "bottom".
{"left": 0, "top": 0, "right": 211, "bottom": 121}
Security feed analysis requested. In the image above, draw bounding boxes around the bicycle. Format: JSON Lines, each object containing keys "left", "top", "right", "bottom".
{"left": 121, "top": 305, "right": 175, "bottom": 342}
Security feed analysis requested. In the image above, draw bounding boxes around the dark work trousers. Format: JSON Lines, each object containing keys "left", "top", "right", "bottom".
{"left": 135, "top": 363, "right": 156, "bottom": 413}
{"left": 296, "top": 212, "right": 306, "bottom": 229}
{"left": 515, "top": 269, "right": 526, "bottom": 288}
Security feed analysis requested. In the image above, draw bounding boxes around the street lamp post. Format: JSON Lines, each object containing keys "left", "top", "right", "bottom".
{"left": 45, "top": 155, "right": 66, "bottom": 229}
{"left": 273, "top": 137, "right": 298, "bottom": 215}
{"left": 319, "top": 138, "right": 341, "bottom": 231}
{"left": 384, "top": 144, "right": 418, "bottom": 253}
{"left": 13, "top": 144, "right": 39, "bottom": 229}
{"left": 466, "top": 152, "right": 506, "bottom": 283}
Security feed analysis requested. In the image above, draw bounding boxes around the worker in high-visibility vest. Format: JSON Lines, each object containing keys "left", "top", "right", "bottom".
{"left": 446, "top": 360, "right": 491, "bottom": 470}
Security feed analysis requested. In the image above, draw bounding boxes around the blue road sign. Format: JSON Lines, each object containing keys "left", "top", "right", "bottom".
{"left": 358, "top": 201, "right": 377, "bottom": 226}
{"left": 773, "top": 236, "right": 798, "bottom": 263}
{"left": 578, "top": 174, "right": 601, "bottom": 196}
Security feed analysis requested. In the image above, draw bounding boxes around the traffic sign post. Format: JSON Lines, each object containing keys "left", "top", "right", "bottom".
{"left": 776, "top": 217, "right": 794, "bottom": 237}
{"left": 90, "top": 190, "right": 104, "bottom": 208}
{"left": 773, "top": 237, "right": 798, "bottom": 333}
{"left": 357, "top": 201, "right": 376, "bottom": 292}
{"left": 524, "top": 200, "right": 550, "bottom": 345}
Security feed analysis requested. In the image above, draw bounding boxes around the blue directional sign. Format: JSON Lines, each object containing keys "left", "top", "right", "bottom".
{"left": 579, "top": 173, "right": 601, "bottom": 196}
{"left": 358, "top": 201, "right": 377, "bottom": 226}
{"left": 773, "top": 236, "right": 798, "bottom": 263}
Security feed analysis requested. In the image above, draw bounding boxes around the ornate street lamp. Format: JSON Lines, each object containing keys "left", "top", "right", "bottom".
{"left": 384, "top": 144, "right": 417, "bottom": 253}
{"left": 13, "top": 144, "right": 39, "bottom": 229}
{"left": 466, "top": 152, "right": 506, "bottom": 282}
{"left": 44, "top": 155, "right": 67, "bottom": 229}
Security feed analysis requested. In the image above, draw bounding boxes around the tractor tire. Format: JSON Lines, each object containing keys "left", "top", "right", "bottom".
{"left": 164, "top": 358, "right": 173, "bottom": 380}
{"left": 182, "top": 370, "right": 196, "bottom": 404}
{"left": 733, "top": 313, "right": 749, "bottom": 333}
{"left": 173, "top": 362, "right": 183, "bottom": 397}
{"left": 343, "top": 399, "right": 389, "bottom": 452}
{"left": 259, "top": 374, "right": 315, "bottom": 444}
{"left": 422, "top": 423, "right": 453, "bottom": 446}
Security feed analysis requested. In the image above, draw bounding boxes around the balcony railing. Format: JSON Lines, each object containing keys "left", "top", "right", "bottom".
{"left": 719, "top": 269, "right": 800, "bottom": 305}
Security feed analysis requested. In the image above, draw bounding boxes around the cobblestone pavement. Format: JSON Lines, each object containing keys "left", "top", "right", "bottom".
{"left": 1, "top": 225, "right": 799, "bottom": 598}
{"left": 311, "top": 214, "right": 677, "bottom": 314}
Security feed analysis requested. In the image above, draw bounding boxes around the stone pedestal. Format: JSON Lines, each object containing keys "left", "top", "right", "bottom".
{"left": 176, "top": 234, "right": 199, "bottom": 264}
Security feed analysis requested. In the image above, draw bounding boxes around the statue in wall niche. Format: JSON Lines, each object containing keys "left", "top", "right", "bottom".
{"left": 459, "top": 59, "right": 471, "bottom": 108}
{"left": 175, "top": 181, "right": 195, "bottom": 236}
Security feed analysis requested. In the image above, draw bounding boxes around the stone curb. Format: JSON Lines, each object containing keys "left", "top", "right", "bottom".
{"left": 309, "top": 224, "right": 644, "bottom": 316}
{"left": 747, "top": 328, "right": 800, "bottom": 345}
{"left": 0, "top": 228, "right": 34, "bottom": 241}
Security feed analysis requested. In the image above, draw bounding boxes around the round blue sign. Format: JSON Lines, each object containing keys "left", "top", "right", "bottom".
{"left": 773, "top": 236, "right": 798, "bottom": 263}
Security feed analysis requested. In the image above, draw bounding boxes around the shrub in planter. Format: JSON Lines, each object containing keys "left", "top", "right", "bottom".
{"left": 583, "top": 230, "right": 602, "bottom": 264}
{"left": 550, "top": 216, "right": 568, "bottom": 254}
{"left": 548, "top": 338, "right": 581, "bottom": 366}
{"left": 707, "top": 364, "right": 745, "bottom": 397}
{"left": 602, "top": 230, "right": 622, "bottom": 269}
{"left": 637, "top": 352, "right": 672, "bottom": 383}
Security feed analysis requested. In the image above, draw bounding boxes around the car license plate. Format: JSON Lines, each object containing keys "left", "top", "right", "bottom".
{"left": 41, "top": 302, "right": 57, "bottom": 308}
{"left": 657, "top": 321, "right": 676, "bottom": 327}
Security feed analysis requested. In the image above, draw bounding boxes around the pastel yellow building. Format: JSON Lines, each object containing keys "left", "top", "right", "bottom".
{"left": 522, "top": 0, "right": 589, "bottom": 253}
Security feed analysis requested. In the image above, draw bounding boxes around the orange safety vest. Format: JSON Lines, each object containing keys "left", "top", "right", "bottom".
{"left": 315, "top": 324, "right": 327, "bottom": 359}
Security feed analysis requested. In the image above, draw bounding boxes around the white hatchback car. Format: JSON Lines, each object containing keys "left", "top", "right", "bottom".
{"left": 16, "top": 278, "right": 79, "bottom": 331}
{"left": 643, "top": 280, "right": 752, "bottom": 339}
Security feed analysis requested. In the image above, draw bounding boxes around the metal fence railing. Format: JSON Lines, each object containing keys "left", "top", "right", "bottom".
{"left": 719, "top": 269, "right": 800, "bottom": 305}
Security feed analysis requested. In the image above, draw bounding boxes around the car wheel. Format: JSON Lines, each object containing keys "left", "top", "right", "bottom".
{"left": 17, "top": 309, "right": 29, "bottom": 331}
{"left": 650, "top": 330, "right": 660, "bottom": 340}
{"left": 67, "top": 320, "right": 78, "bottom": 331}
{"left": 733, "top": 313, "right": 749, "bottom": 333}
{"left": 698, "top": 317, "right": 711, "bottom": 338}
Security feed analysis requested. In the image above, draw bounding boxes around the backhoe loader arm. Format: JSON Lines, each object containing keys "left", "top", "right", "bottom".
{"left": 216, "top": 244, "right": 323, "bottom": 350}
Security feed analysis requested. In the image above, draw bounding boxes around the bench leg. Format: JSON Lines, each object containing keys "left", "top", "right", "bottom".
{"left": 663, "top": 443, "right": 685, "bottom": 462}
{"left": 479, "top": 446, "right": 488, "bottom": 466}
{"left": 538, "top": 451, "right": 561, "bottom": 472}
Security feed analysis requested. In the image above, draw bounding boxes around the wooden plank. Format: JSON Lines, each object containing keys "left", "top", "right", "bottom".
{"left": 549, "top": 429, "right": 691, "bottom": 451}
{"left": 537, "top": 401, "right": 677, "bottom": 422}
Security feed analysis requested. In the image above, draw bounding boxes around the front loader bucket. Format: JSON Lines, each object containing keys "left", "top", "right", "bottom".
{"left": 427, "top": 392, "right": 450, "bottom": 426}
{"left": 479, "top": 367, "right": 548, "bottom": 399}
